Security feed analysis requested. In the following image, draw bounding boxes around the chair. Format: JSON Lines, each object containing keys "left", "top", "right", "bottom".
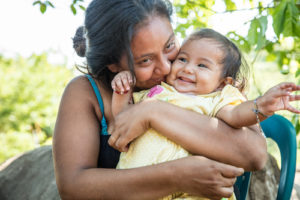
{"left": 235, "top": 114, "right": 297, "bottom": 200}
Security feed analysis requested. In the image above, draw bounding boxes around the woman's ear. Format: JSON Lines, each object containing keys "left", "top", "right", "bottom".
{"left": 108, "top": 64, "right": 121, "bottom": 73}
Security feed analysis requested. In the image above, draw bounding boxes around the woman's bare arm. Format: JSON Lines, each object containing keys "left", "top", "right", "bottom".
{"left": 53, "top": 76, "right": 243, "bottom": 199}
{"left": 109, "top": 100, "right": 268, "bottom": 171}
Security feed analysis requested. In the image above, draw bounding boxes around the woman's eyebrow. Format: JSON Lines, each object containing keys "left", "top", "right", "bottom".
{"left": 134, "top": 33, "right": 175, "bottom": 60}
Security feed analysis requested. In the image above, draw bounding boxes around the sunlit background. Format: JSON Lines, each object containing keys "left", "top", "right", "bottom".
{"left": 0, "top": 0, "right": 299, "bottom": 183}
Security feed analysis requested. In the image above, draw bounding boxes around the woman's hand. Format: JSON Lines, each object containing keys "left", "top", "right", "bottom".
{"left": 108, "top": 101, "right": 151, "bottom": 152}
{"left": 172, "top": 156, "right": 244, "bottom": 199}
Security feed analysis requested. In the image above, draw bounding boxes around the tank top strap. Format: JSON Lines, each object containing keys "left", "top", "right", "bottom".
{"left": 86, "top": 75, "right": 109, "bottom": 135}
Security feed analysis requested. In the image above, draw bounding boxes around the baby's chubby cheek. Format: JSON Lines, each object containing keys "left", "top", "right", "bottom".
{"left": 166, "top": 74, "right": 174, "bottom": 85}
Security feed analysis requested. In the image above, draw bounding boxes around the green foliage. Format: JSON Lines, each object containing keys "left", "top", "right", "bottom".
{"left": 272, "top": 0, "right": 300, "bottom": 37}
{"left": 0, "top": 133, "right": 35, "bottom": 164}
{"left": 172, "top": 0, "right": 300, "bottom": 134}
{"left": 33, "top": 0, "right": 85, "bottom": 15}
{"left": 32, "top": 0, "right": 54, "bottom": 14}
{"left": 30, "top": 0, "right": 300, "bottom": 133}
{"left": 0, "top": 54, "right": 73, "bottom": 137}
{"left": 173, "top": 0, "right": 216, "bottom": 38}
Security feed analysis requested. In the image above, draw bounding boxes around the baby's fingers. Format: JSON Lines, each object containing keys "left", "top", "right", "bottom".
{"left": 286, "top": 104, "right": 300, "bottom": 114}
{"left": 289, "top": 94, "right": 300, "bottom": 102}
{"left": 115, "top": 78, "right": 126, "bottom": 93}
{"left": 271, "top": 88, "right": 291, "bottom": 98}
{"left": 126, "top": 72, "right": 135, "bottom": 87}
{"left": 279, "top": 82, "right": 296, "bottom": 90}
{"left": 121, "top": 75, "right": 130, "bottom": 91}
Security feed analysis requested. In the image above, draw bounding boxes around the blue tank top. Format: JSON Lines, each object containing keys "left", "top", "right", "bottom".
{"left": 86, "top": 75, "right": 120, "bottom": 168}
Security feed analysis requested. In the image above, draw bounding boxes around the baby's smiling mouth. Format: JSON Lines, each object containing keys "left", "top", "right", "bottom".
{"left": 178, "top": 76, "right": 194, "bottom": 83}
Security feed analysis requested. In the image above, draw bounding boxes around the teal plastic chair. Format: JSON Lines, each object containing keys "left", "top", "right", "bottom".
{"left": 235, "top": 114, "right": 297, "bottom": 200}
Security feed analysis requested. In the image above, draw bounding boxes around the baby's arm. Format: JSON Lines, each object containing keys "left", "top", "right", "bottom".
{"left": 217, "top": 82, "right": 300, "bottom": 129}
{"left": 111, "top": 71, "right": 135, "bottom": 117}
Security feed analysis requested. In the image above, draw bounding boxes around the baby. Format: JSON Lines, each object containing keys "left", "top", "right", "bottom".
{"left": 111, "top": 28, "right": 300, "bottom": 200}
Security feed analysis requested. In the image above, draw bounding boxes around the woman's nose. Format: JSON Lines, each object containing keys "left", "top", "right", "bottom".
{"left": 154, "top": 55, "right": 171, "bottom": 75}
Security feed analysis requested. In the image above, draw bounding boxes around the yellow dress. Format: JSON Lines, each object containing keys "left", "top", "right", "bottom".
{"left": 117, "top": 82, "right": 246, "bottom": 200}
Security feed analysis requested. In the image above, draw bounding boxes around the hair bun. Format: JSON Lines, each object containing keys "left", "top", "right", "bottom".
{"left": 72, "top": 26, "right": 86, "bottom": 57}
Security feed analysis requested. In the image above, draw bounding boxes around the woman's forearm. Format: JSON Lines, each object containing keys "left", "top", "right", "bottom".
{"left": 56, "top": 163, "right": 177, "bottom": 200}
{"left": 147, "top": 100, "right": 267, "bottom": 171}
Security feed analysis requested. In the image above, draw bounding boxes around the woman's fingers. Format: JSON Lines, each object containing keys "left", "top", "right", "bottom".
{"left": 219, "top": 163, "right": 244, "bottom": 178}
{"left": 174, "top": 156, "right": 243, "bottom": 199}
{"left": 217, "top": 186, "right": 234, "bottom": 199}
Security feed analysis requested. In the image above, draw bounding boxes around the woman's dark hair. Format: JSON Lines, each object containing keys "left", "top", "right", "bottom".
{"left": 73, "top": 0, "right": 173, "bottom": 88}
{"left": 72, "top": 26, "right": 86, "bottom": 57}
{"left": 187, "top": 28, "right": 249, "bottom": 92}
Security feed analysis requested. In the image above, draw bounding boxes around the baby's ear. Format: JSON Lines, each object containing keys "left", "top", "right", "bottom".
{"left": 224, "top": 77, "right": 233, "bottom": 85}
{"left": 108, "top": 64, "right": 121, "bottom": 73}
{"left": 217, "top": 77, "right": 233, "bottom": 90}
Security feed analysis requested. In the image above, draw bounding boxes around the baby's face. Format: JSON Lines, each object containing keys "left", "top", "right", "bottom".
{"left": 166, "top": 38, "right": 225, "bottom": 95}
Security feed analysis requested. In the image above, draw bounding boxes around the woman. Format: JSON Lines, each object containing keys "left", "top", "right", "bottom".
{"left": 53, "top": 0, "right": 267, "bottom": 199}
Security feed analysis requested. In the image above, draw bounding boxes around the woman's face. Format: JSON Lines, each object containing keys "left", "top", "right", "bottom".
{"left": 121, "top": 16, "right": 179, "bottom": 89}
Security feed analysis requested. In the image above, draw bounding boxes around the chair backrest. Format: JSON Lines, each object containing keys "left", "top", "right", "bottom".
{"left": 235, "top": 114, "right": 297, "bottom": 200}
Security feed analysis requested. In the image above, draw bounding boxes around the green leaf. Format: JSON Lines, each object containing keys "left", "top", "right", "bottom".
{"left": 265, "top": 42, "right": 274, "bottom": 53}
{"left": 255, "top": 16, "right": 268, "bottom": 50}
{"left": 40, "top": 3, "right": 46, "bottom": 14}
{"left": 258, "top": 1, "right": 263, "bottom": 13}
{"left": 227, "top": 32, "right": 251, "bottom": 53}
{"left": 266, "top": 53, "right": 277, "bottom": 62}
{"left": 71, "top": 4, "right": 77, "bottom": 15}
{"left": 283, "top": 1, "right": 300, "bottom": 37}
{"left": 46, "top": 1, "right": 54, "bottom": 8}
{"left": 272, "top": 0, "right": 287, "bottom": 37}
{"left": 296, "top": 68, "right": 300, "bottom": 77}
{"left": 224, "top": 0, "right": 237, "bottom": 11}
{"left": 79, "top": 5, "right": 86, "bottom": 11}
{"left": 33, "top": 1, "right": 41, "bottom": 6}
{"left": 258, "top": 16, "right": 268, "bottom": 36}
{"left": 247, "top": 18, "right": 259, "bottom": 45}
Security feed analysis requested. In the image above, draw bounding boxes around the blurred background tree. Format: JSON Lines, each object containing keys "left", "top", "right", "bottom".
{"left": 0, "top": 54, "right": 73, "bottom": 163}
{"left": 32, "top": 0, "right": 300, "bottom": 130}
{"left": 171, "top": 0, "right": 300, "bottom": 132}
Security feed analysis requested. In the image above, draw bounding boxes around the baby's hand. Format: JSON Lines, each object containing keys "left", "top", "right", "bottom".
{"left": 258, "top": 82, "right": 300, "bottom": 116}
{"left": 111, "top": 71, "right": 135, "bottom": 94}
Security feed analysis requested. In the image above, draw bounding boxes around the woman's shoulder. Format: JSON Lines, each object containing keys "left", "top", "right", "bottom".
{"left": 61, "top": 75, "right": 108, "bottom": 116}
{"left": 65, "top": 75, "right": 108, "bottom": 98}
{"left": 62, "top": 75, "right": 112, "bottom": 121}
{"left": 63, "top": 75, "right": 93, "bottom": 101}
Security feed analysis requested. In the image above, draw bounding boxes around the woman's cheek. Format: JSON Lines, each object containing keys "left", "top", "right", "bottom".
{"left": 135, "top": 67, "right": 154, "bottom": 81}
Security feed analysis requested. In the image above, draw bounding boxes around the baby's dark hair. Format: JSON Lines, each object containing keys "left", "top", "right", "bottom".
{"left": 72, "top": 0, "right": 173, "bottom": 89}
{"left": 187, "top": 28, "right": 249, "bottom": 92}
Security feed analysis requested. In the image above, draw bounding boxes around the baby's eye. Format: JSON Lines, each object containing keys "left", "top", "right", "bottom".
{"left": 178, "top": 57, "right": 187, "bottom": 63}
{"left": 198, "top": 64, "right": 207, "bottom": 68}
